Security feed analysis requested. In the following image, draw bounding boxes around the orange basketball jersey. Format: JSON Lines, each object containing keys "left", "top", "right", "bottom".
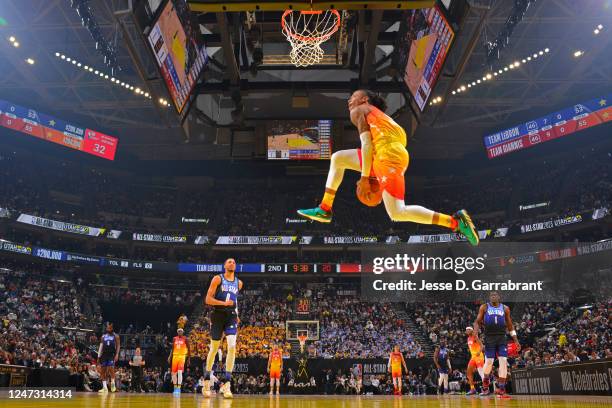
{"left": 172, "top": 336, "right": 188, "bottom": 357}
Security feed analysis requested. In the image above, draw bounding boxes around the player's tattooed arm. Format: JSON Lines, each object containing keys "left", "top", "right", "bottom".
{"left": 114, "top": 334, "right": 120, "bottom": 363}
{"left": 504, "top": 305, "right": 520, "bottom": 349}
{"left": 351, "top": 105, "right": 373, "bottom": 179}
{"left": 433, "top": 347, "right": 441, "bottom": 369}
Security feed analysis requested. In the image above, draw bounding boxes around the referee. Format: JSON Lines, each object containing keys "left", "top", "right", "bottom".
{"left": 129, "top": 347, "right": 146, "bottom": 392}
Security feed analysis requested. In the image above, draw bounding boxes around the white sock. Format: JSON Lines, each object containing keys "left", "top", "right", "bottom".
{"left": 102, "top": 380, "right": 107, "bottom": 390}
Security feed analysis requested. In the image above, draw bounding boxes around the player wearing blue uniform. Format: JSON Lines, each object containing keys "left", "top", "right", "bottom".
{"left": 433, "top": 339, "right": 452, "bottom": 394}
{"left": 97, "top": 322, "right": 120, "bottom": 393}
{"left": 473, "top": 291, "right": 520, "bottom": 398}
{"left": 202, "top": 258, "right": 243, "bottom": 399}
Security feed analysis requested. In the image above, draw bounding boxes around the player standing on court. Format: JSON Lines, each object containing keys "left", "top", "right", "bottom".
{"left": 465, "top": 326, "right": 485, "bottom": 395}
{"left": 97, "top": 322, "right": 120, "bottom": 393}
{"left": 473, "top": 291, "right": 520, "bottom": 398}
{"left": 267, "top": 342, "right": 283, "bottom": 395}
{"left": 297, "top": 89, "right": 479, "bottom": 246}
{"left": 433, "top": 339, "right": 452, "bottom": 394}
{"left": 202, "top": 258, "right": 242, "bottom": 399}
{"left": 388, "top": 345, "right": 408, "bottom": 395}
{"left": 168, "top": 327, "right": 190, "bottom": 396}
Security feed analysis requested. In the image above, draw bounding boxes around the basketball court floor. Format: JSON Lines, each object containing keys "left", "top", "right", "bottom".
{"left": 2, "top": 394, "right": 610, "bottom": 408}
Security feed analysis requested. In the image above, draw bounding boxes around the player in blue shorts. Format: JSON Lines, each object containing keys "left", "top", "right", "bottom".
{"left": 97, "top": 322, "right": 120, "bottom": 393}
{"left": 433, "top": 339, "right": 452, "bottom": 394}
{"left": 473, "top": 292, "right": 520, "bottom": 398}
{"left": 202, "top": 258, "right": 242, "bottom": 399}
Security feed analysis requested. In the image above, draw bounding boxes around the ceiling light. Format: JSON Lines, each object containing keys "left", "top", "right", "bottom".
{"left": 477, "top": 79, "right": 481, "bottom": 83}
{"left": 514, "top": 61, "right": 520, "bottom": 66}
{"left": 522, "top": 59, "right": 526, "bottom": 63}
{"left": 544, "top": 48, "right": 550, "bottom": 53}
{"left": 452, "top": 91, "right": 456, "bottom": 95}
{"left": 573, "top": 50, "right": 583, "bottom": 57}
{"left": 486, "top": 74, "right": 492, "bottom": 79}
{"left": 597, "top": 24, "right": 603, "bottom": 30}
{"left": 144, "top": 92, "right": 150, "bottom": 97}
{"left": 12, "top": 41, "right": 19, "bottom": 47}
{"left": 594, "top": 29, "right": 600, "bottom": 34}
{"left": 72, "top": 60, "right": 77, "bottom": 64}
{"left": 88, "top": 67, "right": 93, "bottom": 72}
{"left": 26, "top": 58, "right": 34, "bottom": 65}
{"left": 527, "top": 56, "right": 531, "bottom": 61}
{"left": 9, "top": 36, "right": 15, "bottom": 42}
{"left": 77, "top": 63, "right": 81, "bottom": 67}
{"left": 61, "top": 54, "right": 66, "bottom": 60}
{"left": 55, "top": 52, "right": 60, "bottom": 57}
{"left": 538, "top": 50, "right": 544, "bottom": 55}
{"left": 533, "top": 53, "right": 538, "bottom": 58}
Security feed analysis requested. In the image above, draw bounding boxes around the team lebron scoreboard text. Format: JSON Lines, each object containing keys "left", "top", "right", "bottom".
{"left": 484, "top": 93, "right": 611, "bottom": 159}
{"left": 0, "top": 99, "right": 118, "bottom": 160}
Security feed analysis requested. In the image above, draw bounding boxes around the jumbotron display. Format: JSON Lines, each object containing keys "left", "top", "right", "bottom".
{"left": 396, "top": 5, "right": 455, "bottom": 111}
{"left": 147, "top": 0, "right": 208, "bottom": 114}
{"left": 485, "top": 93, "right": 612, "bottom": 159}
{"left": 267, "top": 119, "right": 332, "bottom": 160}
{"left": 0, "top": 99, "right": 118, "bottom": 160}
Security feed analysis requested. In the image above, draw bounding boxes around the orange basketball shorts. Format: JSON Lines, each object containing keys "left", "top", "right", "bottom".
{"left": 358, "top": 142, "right": 409, "bottom": 200}
{"left": 270, "top": 368, "right": 281, "bottom": 379}
{"left": 468, "top": 355, "right": 484, "bottom": 369}
{"left": 171, "top": 355, "right": 186, "bottom": 373}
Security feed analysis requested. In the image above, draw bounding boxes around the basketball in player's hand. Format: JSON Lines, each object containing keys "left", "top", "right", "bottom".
{"left": 356, "top": 177, "right": 383, "bottom": 207}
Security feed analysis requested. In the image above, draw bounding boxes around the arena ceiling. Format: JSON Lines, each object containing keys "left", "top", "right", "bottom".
{"left": 0, "top": 0, "right": 610, "bottom": 161}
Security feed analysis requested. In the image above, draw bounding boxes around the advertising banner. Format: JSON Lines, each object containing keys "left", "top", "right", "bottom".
{"left": 513, "top": 359, "right": 612, "bottom": 396}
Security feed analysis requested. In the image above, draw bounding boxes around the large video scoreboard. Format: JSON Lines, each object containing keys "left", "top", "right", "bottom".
{"left": 485, "top": 94, "right": 611, "bottom": 159}
{"left": 0, "top": 99, "right": 118, "bottom": 160}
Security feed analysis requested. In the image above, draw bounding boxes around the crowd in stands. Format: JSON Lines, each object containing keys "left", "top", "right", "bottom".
{"left": 315, "top": 299, "right": 423, "bottom": 359}
{"left": 1, "top": 259, "right": 611, "bottom": 395}
{"left": 1, "top": 148, "right": 610, "bottom": 238}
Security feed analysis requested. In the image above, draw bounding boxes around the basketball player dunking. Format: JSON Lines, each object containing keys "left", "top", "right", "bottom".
{"left": 202, "top": 258, "right": 242, "bottom": 399}
{"left": 465, "top": 327, "right": 485, "bottom": 395}
{"left": 97, "top": 322, "right": 120, "bottom": 393}
{"left": 473, "top": 291, "right": 520, "bottom": 398}
{"left": 433, "top": 339, "right": 452, "bottom": 394}
{"left": 388, "top": 345, "right": 408, "bottom": 395}
{"left": 267, "top": 342, "right": 283, "bottom": 395}
{"left": 168, "top": 327, "right": 190, "bottom": 396}
{"left": 297, "top": 89, "right": 479, "bottom": 246}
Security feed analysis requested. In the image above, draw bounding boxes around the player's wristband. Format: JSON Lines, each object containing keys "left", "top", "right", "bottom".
{"left": 510, "top": 330, "right": 517, "bottom": 337}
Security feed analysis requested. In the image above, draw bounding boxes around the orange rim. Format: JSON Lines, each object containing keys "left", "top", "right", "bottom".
{"left": 281, "top": 9, "right": 341, "bottom": 43}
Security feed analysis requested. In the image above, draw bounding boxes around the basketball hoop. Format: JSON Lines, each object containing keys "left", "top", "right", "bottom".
{"left": 281, "top": 9, "right": 341, "bottom": 67}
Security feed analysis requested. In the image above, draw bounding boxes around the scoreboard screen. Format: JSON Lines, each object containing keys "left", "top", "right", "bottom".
{"left": 484, "top": 94, "right": 612, "bottom": 159}
{"left": 396, "top": 5, "right": 455, "bottom": 111}
{"left": 0, "top": 99, "right": 118, "bottom": 160}
{"left": 267, "top": 119, "right": 332, "bottom": 160}
{"left": 147, "top": 0, "right": 207, "bottom": 115}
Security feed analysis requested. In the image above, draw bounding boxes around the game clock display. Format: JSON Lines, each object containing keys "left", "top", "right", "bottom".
{"left": 0, "top": 99, "right": 118, "bottom": 160}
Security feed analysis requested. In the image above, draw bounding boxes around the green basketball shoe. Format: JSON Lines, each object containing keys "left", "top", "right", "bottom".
{"left": 454, "top": 209, "right": 479, "bottom": 246}
{"left": 297, "top": 206, "right": 332, "bottom": 223}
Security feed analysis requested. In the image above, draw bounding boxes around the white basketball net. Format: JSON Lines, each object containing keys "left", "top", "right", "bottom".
{"left": 282, "top": 9, "right": 341, "bottom": 67}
